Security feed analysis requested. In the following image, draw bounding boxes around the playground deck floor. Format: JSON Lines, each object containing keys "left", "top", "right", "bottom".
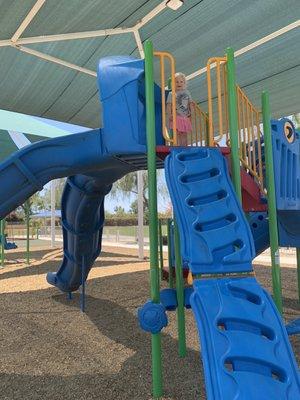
{"left": 0, "top": 246, "right": 299, "bottom": 400}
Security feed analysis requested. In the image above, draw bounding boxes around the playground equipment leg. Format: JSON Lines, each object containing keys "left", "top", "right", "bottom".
{"left": 174, "top": 220, "right": 187, "bottom": 358}
{"left": 262, "top": 91, "right": 283, "bottom": 313}
{"left": 145, "top": 39, "right": 163, "bottom": 399}
{"left": 167, "top": 219, "right": 174, "bottom": 289}
{"left": 80, "top": 256, "right": 86, "bottom": 312}
{"left": 226, "top": 47, "right": 242, "bottom": 202}
{"left": 297, "top": 249, "right": 300, "bottom": 303}
{"left": 25, "top": 200, "right": 30, "bottom": 265}
{"left": 158, "top": 219, "right": 164, "bottom": 280}
{"left": 0, "top": 219, "right": 4, "bottom": 268}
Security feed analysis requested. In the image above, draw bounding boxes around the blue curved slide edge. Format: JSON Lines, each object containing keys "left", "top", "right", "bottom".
{"left": 165, "top": 147, "right": 255, "bottom": 274}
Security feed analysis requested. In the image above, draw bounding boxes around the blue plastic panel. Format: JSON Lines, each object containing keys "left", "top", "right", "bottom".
{"left": 191, "top": 277, "right": 300, "bottom": 399}
{"left": 271, "top": 118, "right": 300, "bottom": 246}
{"left": 278, "top": 210, "right": 300, "bottom": 247}
{"left": 248, "top": 212, "right": 270, "bottom": 255}
{"left": 97, "top": 56, "right": 163, "bottom": 154}
{"left": 271, "top": 118, "right": 300, "bottom": 210}
{"left": 165, "top": 147, "right": 255, "bottom": 274}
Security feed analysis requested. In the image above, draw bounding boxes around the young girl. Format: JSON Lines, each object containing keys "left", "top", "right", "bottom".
{"left": 166, "top": 72, "right": 193, "bottom": 146}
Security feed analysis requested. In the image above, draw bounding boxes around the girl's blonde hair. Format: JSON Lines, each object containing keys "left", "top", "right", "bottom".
{"left": 175, "top": 72, "right": 187, "bottom": 82}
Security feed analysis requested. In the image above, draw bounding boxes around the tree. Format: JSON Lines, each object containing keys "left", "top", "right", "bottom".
{"left": 110, "top": 172, "right": 149, "bottom": 209}
{"left": 129, "top": 199, "right": 138, "bottom": 215}
{"left": 43, "top": 178, "right": 66, "bottom": 209}
{"left": 110, "top": 170, "right": 168, "bottom": 212}
{"left": 129, "top": 198, "right": 148, "bottom": 215}
{"left": 113, "top": 206, "right": 126, "bottom": 217}
{"left": 15, "top": 192, "right": 45, "bottom": 220}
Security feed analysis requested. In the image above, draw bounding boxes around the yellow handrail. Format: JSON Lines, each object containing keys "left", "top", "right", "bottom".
{"left": 190, "top": 102, "right": 209, "bottom": 146}
{"left": 206, "top": 56, "right": 227, "bottom": 146}
{"left": 153, "top": 48, "right": 265, "bottom": 195}
{"left": 154, "top": 51, "right": 177, "bottom": 145}
{"left": 236, "top": 85, "right": 264, "bottom": 191}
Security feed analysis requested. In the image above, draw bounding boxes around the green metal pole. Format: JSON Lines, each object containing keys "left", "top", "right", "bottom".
{"left": 167, "top": 219, "right": 174, "bottom": 288}
{"left": 226, "top": 47, "right": 242, "bottom": 202}
{"left": 174, "top": 220, "right": 187, "bottom": 357}
{"left": 25, "top": 200, "right": 30, "bottom": 265}
{"left": 158, "top": 219, "right": 164, "bottom": 280}
{"left": 296, "top": 249, "right": 300, "bottom": 303}
{"left": 262, "top": 91, "right": 283, "bottom": 313}
{"left": 144, "top": 39, "right": 163, "bottom": 399}
{"left": 0, "top": 219, "right": 5, "bottom": 268}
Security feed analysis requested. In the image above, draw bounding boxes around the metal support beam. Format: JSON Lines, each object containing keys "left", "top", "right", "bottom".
{"left": 135, "top": 2, "right": 167, "bottom": 30}
{"left": 262, "top": 90, "right": 283, "bottom": 313}
{"left": 186, "top": 19, "right": 300, "bottom": 82}
{"left": 145, "top": 39, "right": 163, "bottom": 399}
{"left": 50, "top": 180, "right": 56, "bottom": 248}
{"left": 133, "top": 29, "right": 145, "bottom": 58}
{"left": 226, "top": 47, "right": 242, "bottom": 201}
{"left": 0, "top": 27, "right": 134, "bottom": 47}
{"left": 137, "top": 171, "right": 144, "bottom": 260}
{"left": 0, "top": 219, "right": 5, "bottom": 268}
{"left": 12, "top": 45, "right": 97, "bottom": 76}
{"left": 11, "top": 0, "right": 46, "bottom": 43}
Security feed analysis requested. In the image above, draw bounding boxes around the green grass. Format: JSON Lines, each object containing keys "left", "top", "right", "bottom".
{"left": 103, "top": 225, "right": 167, "bottom": 238}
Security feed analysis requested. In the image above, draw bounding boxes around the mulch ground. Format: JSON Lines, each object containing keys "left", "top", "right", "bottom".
{"left": 0, "top": 246, "right": 299, "bottom": 400}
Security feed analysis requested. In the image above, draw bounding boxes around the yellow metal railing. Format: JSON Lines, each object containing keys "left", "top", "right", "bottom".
{"left": 237, "top": 85, "right": 264, "bottom": 191}
{"left": 154, "top": 50, "right": 263, "bottom": 189}
{"left": 190, "top": 101, "right": 209, "bottom": 146}
{"left": 154, "top": 51, "right": 177, "bottom": 145}
{"left": 206, "top": 56, "right": 264, "bottom": 190}
{"left": 207, "top": 57, "right": 228, "bottom": 146}
{"left": 154, "top": 51, "right": 208, "bottom": 147}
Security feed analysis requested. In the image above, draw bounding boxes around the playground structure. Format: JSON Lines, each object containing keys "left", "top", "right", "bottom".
{"left": 0, "top": 232, "right": 17, "bottom": 250}
{"left": 0, "top": 38, "right": 299, "bottom": 399}
{"left": 0, "top": 201, "right": 31, "bottom": 266}
{"left": 141, "top": 43, "right": 300, "bottom": 398}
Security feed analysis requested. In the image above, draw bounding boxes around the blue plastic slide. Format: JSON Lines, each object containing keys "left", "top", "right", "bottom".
{"left": 165, "top": 147, "right": 300, "bottom": 399}
{"left": 0, "top": 55, "right": 163, "bottom": 292}
{"left": 0, "top": 131, "right": 139, "bottom": 291}
{"left": 0, "top": 234, "right": 17, "bottom": 250}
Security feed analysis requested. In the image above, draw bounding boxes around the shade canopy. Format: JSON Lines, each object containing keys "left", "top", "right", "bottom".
{"left": 0, "top": 1, "right": 299, "bottom": 128}
{"left": 0, "top": 109, "right": 88, "bottom": 161}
